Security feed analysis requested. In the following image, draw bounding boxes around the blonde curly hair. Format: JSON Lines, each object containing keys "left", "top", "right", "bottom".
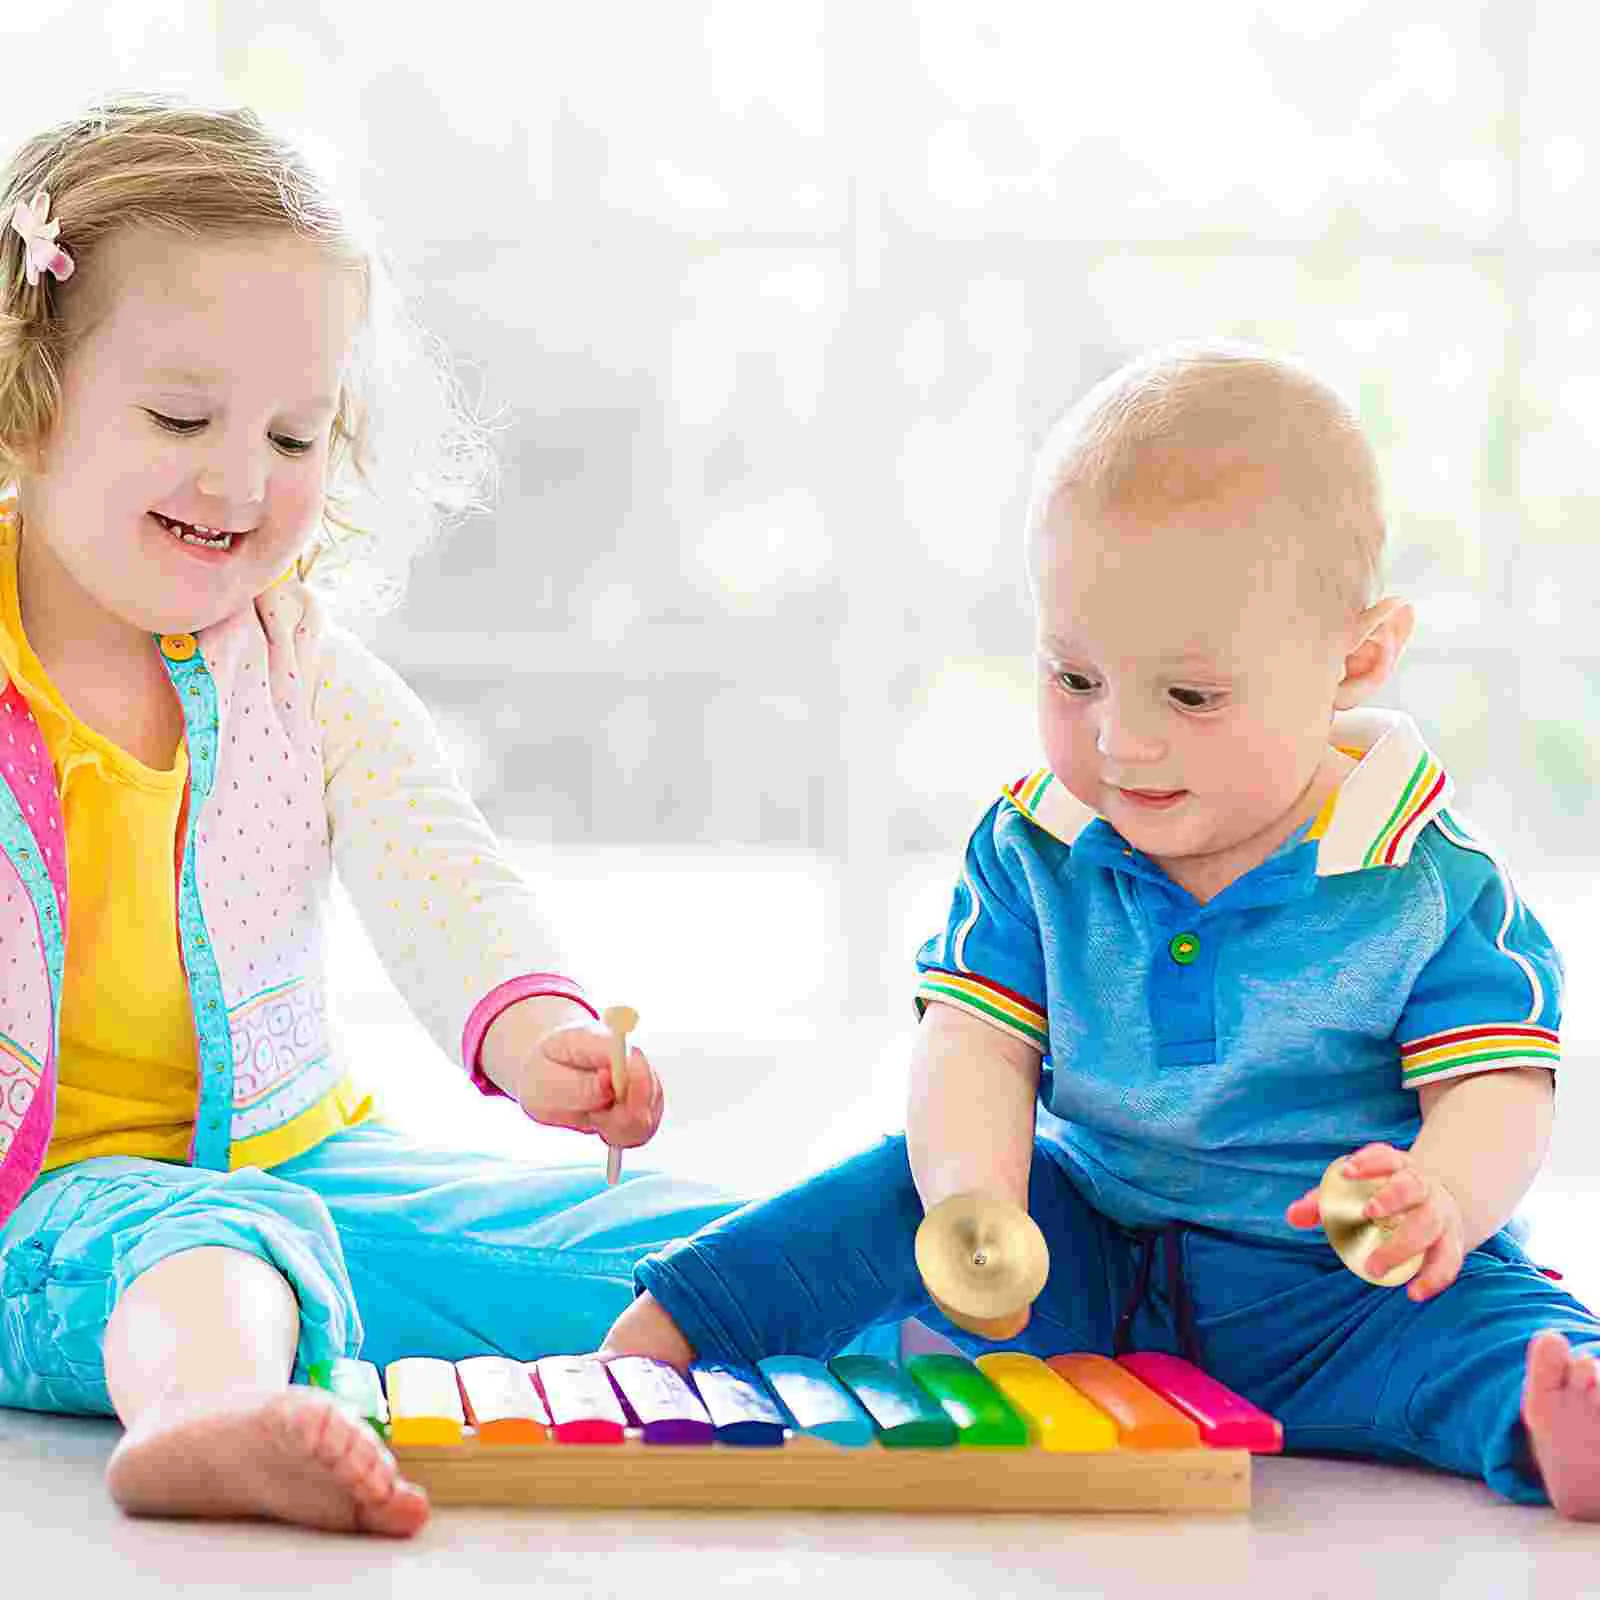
{"left": 0, "top": 92, "right": 492, "bottom": 614}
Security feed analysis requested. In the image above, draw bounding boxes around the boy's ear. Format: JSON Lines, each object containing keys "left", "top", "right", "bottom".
{"left": 1334, "top": 596, "right": 1413, "bottom": 711}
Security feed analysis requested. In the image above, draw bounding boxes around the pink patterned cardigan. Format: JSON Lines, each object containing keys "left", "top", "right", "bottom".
{"left": 0, "top": 581, "right": 591, "bottom": 1225}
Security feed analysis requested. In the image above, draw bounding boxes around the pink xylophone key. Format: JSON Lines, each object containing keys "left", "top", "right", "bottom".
{"left": 533, "top": 1356, "right": 627, "bottom": 1444}
{"left": 1115, "top": 1352, "right": 1283, "bottom": 1453}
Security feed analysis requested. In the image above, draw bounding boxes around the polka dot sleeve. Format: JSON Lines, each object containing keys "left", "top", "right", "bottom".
{"left": 313, "top": 623, "right": 591, "bottom": 1088}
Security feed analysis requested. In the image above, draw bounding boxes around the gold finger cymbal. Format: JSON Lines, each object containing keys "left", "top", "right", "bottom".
{"left": 924, "top": 1292, "right": 1030, "bottom": 1343}
{"left": 914, "top": 1192, "right": 1050, "bottom": 1337}
{"left": 1318, "top": 1157, "right": 1423, "bottom": 1288}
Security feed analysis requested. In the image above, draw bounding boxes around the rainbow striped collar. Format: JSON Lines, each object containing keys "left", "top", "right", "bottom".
{"left": 1304, "top": 708, "right": 1452, "bottom": 874}
{"left": 1001, "top": 708, "right": 1452, "bottom": 878}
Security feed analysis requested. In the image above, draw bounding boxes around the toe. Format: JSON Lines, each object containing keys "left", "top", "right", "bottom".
{"left": 358, "top": 1476, "right": 431, "bottom": 1538}
{"left": 334, "top": 1435, "right": 385, "bottom": 1501}
{"left": 275, "top": 1390, "right": 337, "bottom": 1459}
{"left": 294, "top": 1393, "right": 372, "bottom": 1477}
{"left": 352, "top": 1440, "right": 401, "bottom": 1504}
{"left": 1527, "top": 1330, "right": 1573, "bottom": 1394}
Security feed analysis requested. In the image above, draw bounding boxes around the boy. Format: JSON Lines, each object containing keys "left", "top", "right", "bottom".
{"left": 603, "top": 343, "right": 1600, "bottom": 1516}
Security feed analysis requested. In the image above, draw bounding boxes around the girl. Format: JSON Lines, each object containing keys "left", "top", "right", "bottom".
{"left": 0, "top": 94, "right": 733, "bottom": 1537}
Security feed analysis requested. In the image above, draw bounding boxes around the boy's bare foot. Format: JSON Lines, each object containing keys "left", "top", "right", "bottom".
{"left": 106, "top": 1385, "right": 430, "bottom": 1537}
{"left": 599, "top": 1291, "right": 698, "bottom": 1371}
{"left": 1522, "top": 1330, "right": 1600, "bottom": 1520}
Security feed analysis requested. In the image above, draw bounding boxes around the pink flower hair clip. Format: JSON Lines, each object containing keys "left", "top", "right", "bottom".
{"left": 10, "top": 189, "right": 75, "bottom": 286}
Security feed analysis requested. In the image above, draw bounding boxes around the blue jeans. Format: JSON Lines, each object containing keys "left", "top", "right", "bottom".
{"left": 636, "top": 1134, "right": 1600, "bottom": 1505}
{"left": 0, "top": 1121, "right": 734, "bottom": 1415}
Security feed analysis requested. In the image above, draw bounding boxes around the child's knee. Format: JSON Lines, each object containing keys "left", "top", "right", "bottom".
{"left": 109, "top": 1170, "right": 362, "bottom": 1379}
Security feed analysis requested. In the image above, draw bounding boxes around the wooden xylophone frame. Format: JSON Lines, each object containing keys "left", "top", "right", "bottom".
{"left": 391, "top": 1434, "right": 1252, "bottom": 1514}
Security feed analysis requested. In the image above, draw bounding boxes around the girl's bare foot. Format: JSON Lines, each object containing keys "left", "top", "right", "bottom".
{"left": 1522, "top": 1330, "right": 1600, "bottom": 1520}
{"left": 106, "top": 1384, "right": 430, "bottom": 1537}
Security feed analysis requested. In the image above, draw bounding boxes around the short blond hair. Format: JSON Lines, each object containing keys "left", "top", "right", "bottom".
{"left": 1026, "top": 340, "right": 1385, "bottom": 618}
{"left": 0, "top": 92, "right": 491, "bottom": 612}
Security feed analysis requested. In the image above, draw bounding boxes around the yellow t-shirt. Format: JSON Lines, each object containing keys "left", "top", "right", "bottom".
{"left": 0, "top": 519, "right": 369, "bottom": 1171}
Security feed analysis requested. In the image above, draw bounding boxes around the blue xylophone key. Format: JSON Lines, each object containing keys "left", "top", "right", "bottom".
{"left": 689, "top": 1361, "right": 789, "bottom": 1446}
{"left": 758, "top": 1356, "right": 876, "bottom": 1448}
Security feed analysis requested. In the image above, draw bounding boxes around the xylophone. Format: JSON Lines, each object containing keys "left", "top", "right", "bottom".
{"left": 310, "top": 1344, "right": 1281, "bottom": 1514}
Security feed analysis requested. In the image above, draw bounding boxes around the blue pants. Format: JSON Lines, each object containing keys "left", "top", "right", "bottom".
{"left": 0, "top": 1121, "right": 734, "bottom": 1416}
{"left": 636, "top": 1135, "right": 1600, "bottom": 1505}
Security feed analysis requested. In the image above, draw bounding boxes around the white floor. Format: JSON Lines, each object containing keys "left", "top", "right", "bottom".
{"left": 8, "top": 854, "right": 1600, "bottom": 1594}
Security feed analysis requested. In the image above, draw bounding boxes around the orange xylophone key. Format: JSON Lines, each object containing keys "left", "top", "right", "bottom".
{"left": 1045, "top": 1354, "right": 1201, "bottom": 1449}
{"left": 456, "top": 1355, "right": 552, "bottom": 1444}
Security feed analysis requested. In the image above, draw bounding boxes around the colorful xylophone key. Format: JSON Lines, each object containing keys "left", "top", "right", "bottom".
{"left": 905, "top": 1354, "right": 1030, "bottom": 1447}
{"left": 690, "top": 1362, "right": 789, "bottom": 1446}
{"left": 607, "top": 1355, "right": 716, "bottom": 1445}
{"left": 1046, "top": 1354, "right": 1202, "bottom": 1449}
{"left": 456, "top": 1355, "right": 551, "bottom": 1444}
{"left": 1116, "top": 1353, "right": 1283, "bottom": 1453}
{"left": 828, "top": 1354, "right": 958, "bottom": 1448}
{"left": 758, "top": 1357, "right": 876, "bottom": 1448}
{"left": 385, "top": 1357, "right": 465, "bottom": 1447}
{"left": 975, "top": 1353, "right": 1119, "bottom": 1452}
{"left": 534, "top": 1355, "right": 627, "bottom": 1444}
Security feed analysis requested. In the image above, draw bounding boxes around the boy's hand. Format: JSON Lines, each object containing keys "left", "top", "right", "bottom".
{"left": 1285, "top": 1142, "right": 1467, "bottom": 1302}
{"left": 483, "top": 1001, "right": 665, "bottom": 1152}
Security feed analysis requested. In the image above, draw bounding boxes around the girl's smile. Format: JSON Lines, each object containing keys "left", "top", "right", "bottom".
{"left": 149, "top": 510, "right": 251, "bottom": 554}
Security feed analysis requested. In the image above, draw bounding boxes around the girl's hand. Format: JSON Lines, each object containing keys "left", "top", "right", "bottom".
{"left": 1285, "top": 1142, "right": 1467, "bottom": 1301}
{"left": 535, "top": 1018, "right": 664, "bottom": 1151}
{"left": 483, "top": 1002, "right": 665, "bottom": 1151}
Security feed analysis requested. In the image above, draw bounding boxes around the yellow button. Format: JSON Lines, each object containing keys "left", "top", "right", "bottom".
{"left": 159, "top": 633, "right": 197, "bottom": 662}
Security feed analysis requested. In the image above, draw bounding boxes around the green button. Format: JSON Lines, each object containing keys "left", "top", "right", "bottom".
{"left": 1169, "top": 932, "right": 1201, "bottom": 965}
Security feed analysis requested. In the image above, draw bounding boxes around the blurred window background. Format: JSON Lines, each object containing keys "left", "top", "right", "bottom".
{"left": 7, "top": 2, "right": 1597, "bottom": 1187}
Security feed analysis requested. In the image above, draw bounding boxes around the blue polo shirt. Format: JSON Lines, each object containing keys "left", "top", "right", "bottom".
{"left": 913, "top": 708, "right": 1564, "bottom": 1245}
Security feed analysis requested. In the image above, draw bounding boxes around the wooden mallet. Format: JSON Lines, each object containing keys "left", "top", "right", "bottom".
{"left": 602, "top": 1005, "right": 639, "bottom": 1186}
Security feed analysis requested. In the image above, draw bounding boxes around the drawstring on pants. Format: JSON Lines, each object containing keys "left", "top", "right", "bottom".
{"left": 1112, "top": 1220, "right": 1203, "bottom": 1365}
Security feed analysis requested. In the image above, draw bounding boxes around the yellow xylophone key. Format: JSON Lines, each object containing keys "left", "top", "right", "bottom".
{"left": 456, "top": 1356, "right": 552, "bottom": 1444}
{"left": 975, "top": 1353, "right": 1118, "bottom": 1452}
{"left": 386, "top": 1357, "right": 465, "bottom": 1447}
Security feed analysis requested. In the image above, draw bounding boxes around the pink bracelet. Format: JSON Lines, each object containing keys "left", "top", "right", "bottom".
{"left": 462, "top": 974, "right": 598, "bottom": 1097}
